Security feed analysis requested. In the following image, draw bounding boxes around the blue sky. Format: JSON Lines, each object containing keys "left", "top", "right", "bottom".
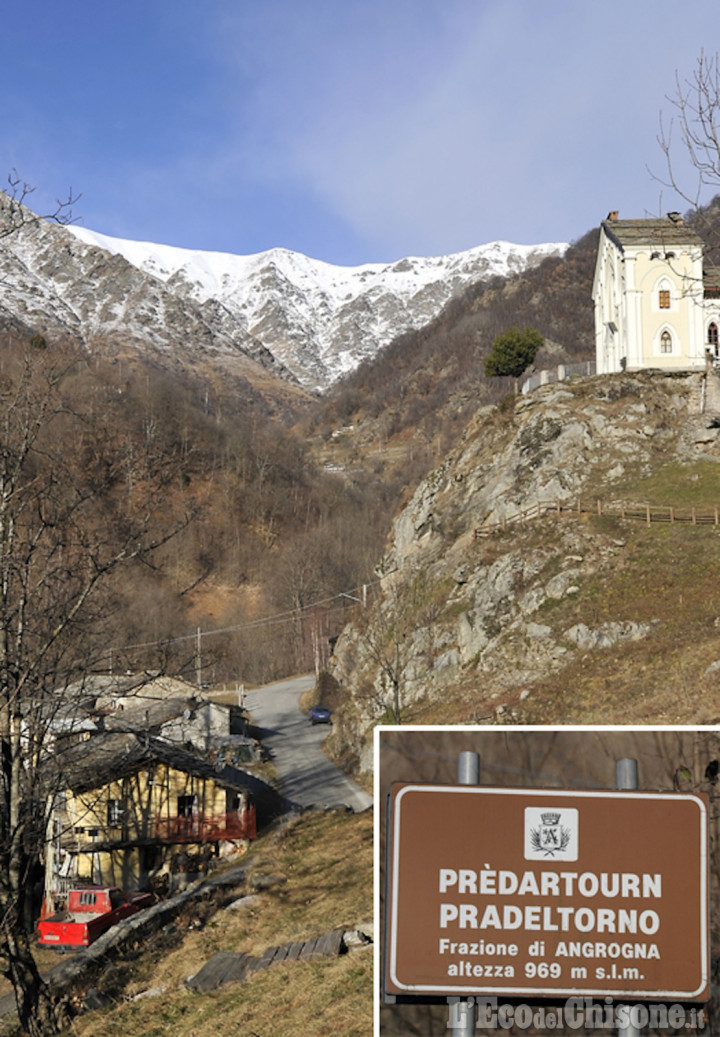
{"left": 2, "top": 0, "right": 718, "bottom": 265}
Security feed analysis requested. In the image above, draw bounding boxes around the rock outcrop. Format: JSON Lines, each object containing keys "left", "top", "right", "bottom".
{"left": 328, "top": 371, "right": 720, "bottom": 768}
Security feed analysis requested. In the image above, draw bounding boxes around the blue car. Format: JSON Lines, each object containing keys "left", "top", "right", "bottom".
{"left": 309, "top": 705, "right": 332, "bottom": 725}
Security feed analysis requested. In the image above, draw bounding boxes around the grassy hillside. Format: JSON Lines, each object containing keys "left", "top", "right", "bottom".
{"left": 68, "top": 810, "right": 373, "bottom": 1037}
{"left": 413, "top": 509, "right": 720, "bottom": 727}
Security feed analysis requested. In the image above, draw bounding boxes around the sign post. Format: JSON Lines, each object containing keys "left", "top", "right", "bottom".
{"left": 385, "top": 780, "right": 709, "bottom": 1006}
{"left": 616, "top": 758, "right": 640, "bottom": 1037}
{"left": 448, "top": 751, "right": 481, "bottom": 1037}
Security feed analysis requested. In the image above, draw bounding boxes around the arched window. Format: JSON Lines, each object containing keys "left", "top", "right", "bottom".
{"left": 654, "top": 276, "right": 673, "bottom": 311}
{"left": 708, "top": 322, "right": 719, "bottom": 347}
{"left": 660, "top": 330, "right": 673, "bottom": 353}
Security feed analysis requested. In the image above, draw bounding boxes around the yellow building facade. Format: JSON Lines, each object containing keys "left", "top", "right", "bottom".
{"left": 56, "top": 733, "right": 257, "bottom": 891}
{"left": 593, "top": 212, "right": 720, "bottom": 374}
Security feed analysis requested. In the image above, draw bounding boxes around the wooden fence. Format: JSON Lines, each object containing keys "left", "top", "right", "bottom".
{"left": 474, "top": 499, "right": 720, "bottom": 539}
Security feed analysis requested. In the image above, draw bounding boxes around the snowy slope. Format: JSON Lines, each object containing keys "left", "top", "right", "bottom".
{"left": 67, "top": 226, "right": 567, "bottom": 389}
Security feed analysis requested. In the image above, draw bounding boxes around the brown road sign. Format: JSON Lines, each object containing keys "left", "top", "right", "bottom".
{"left": 384, "top": 784, "right": 709, "bottom": 1000}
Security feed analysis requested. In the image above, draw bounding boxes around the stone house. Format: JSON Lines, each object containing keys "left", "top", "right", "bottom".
{"left": 47, "top": 733, "right": 279, "bottom": 895}
{"left": 48, "top": 674, "right": 256, "bottom": 760}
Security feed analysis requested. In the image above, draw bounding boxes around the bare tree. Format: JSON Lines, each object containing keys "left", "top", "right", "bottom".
{"left": 0, "top": 169, "right": 79, "bottom": 240}
{"left": 352, "top": 571, "right": 437, "bottom": 724}
{"left": 656, "top": 50, "right": 720, "bottom": 212}
{"left": 0, "top": 337, "right": 189, "bottom": 1034}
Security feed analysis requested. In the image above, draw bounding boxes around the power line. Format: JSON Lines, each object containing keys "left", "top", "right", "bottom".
{"left": 111, "top": 580, "right": 381, "bottom": 658}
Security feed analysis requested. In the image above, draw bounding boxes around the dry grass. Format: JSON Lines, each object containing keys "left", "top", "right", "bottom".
{"left": 403, "top": 505, "right": 720, "bottom": 728}
{"left": 74, "top": 955, "right": 372, "bottom": 1037}
{"left": 606, "top": 458, "right": 720, "bottom": 507}
{"left": 61, "top": 810, "right": 372, "bottom": 1037}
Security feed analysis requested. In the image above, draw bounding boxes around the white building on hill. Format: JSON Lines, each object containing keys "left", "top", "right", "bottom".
{"left": 593, "top": 211, "right": 720, "bottom": 374}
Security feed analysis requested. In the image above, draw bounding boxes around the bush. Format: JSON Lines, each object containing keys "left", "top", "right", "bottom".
{"left": 483, "top": 326, "right": 544, "bottom": 379}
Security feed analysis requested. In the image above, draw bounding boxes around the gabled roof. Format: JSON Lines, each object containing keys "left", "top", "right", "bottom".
{"left": 55, "top": 731, "right": 272, "bottom": 802}
{"left": 602, "top": 217, "right": 704, "bottom": 252}
{"left": 103, "top": 696, "right": 198, "bottom": 733}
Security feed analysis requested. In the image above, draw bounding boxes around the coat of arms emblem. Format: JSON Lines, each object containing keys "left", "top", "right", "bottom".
{"left": 524, "top": 805, "right": 578, "bottom": 860}
{"left": 530, "top": 811, "right": 571, "bottom": 856}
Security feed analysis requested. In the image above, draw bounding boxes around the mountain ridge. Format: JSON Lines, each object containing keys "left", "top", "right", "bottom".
{"left": 63, "top": 223, "right": 566, "bottom": 389}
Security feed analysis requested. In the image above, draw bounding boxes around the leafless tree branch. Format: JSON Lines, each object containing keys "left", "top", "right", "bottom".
{"left": 0, "top": 169, "right": 80, "bottom": 240}
{"left": 653, "top": 50, "right": 720, "bottom": 213}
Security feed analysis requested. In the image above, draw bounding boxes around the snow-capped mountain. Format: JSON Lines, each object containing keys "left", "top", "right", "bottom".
{"left": 67, "top": 227, "right": 566, "bottom": 389}
{"left": 0, "top": 204, "right": 566, "bottom": 391}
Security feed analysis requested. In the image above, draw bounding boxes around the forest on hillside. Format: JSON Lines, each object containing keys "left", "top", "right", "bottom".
{"left": 0, "top": 330, "right": 407, "bottom": 687}
{"left": 310, "top": 226, "right": 600, "bottom": 457}
{"left": 8, "top": 202, "right": 720, "bottom": 691}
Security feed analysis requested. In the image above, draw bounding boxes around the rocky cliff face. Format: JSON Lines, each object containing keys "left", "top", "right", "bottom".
{"left": 0, "top": 215, "right": 288, "bottom": 382}
{"left": 328, "top": 371, "right": 720, "bottom": 770}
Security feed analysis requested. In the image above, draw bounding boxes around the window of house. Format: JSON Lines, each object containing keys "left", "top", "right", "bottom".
{"left": 177, "top": 794, "right": 198, "bottom": 817}
{"left": 659, "top": 289, "right": 671, "bottom": 309}
{"left": 708, "top": 322, "right": 719, "bottom": 347}
{"left": 107, "top": 799, "right": 124, "bottom": 826}
{"left": 660, "top": 331, "right": 673, "bottom": 353}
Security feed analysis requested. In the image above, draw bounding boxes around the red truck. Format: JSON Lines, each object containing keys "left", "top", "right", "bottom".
{"left": 37, "top": 886, "right": 153, "bottom": 949}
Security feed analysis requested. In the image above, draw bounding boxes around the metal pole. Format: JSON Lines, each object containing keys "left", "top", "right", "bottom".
{"left": 616, "top": 757, "right": 638, "bottom": 791}
{"left": 616, "top": 758, "right": 640, "bottom": 1037}
{"left": 448, "top": 997, "right": 475, "bottom": 1036}
{"left": 447, "top": 751, "right": 481, "bottom": 1037}
{"left": 458, "top": 750, "right": 480, "bottom": 787}
{"left": 195, "top": 626, "right": 202, "bottom": 688}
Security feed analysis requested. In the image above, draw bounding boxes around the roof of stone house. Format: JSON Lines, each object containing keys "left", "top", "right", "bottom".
{"left": 602, "top": 216, "right": 704, "bottom": 251}
{"left": 54, "top": 731, "right": 274, "bottom": 804}
{"left": 94, "top": 674, "right": 200, "bottom": 710}
{"left": 64, "top": 673, "right": 151, "bottom": 701}
{"left": 103, "top": 696, "right": 199, "bottom": 733}
{"left": 102, "top": 696, "right": 237, "bottom": 740}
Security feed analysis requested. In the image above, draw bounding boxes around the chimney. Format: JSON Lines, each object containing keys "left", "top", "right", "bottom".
{"left": 607, "top": 210, "right": 619, "bottom": 222}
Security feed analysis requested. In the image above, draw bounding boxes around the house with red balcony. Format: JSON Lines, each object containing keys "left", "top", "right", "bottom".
{"left": 48, "top": 731, "right": 281, "bottom": 895}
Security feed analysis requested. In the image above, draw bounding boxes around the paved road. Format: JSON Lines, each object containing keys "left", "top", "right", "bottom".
{"left": 244, "top": 675, "right": 372, "bottom": 813}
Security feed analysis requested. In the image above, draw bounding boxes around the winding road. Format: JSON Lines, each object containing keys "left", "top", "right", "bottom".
{"left": 244, "top": 674, "right": 373, "bottom": 813}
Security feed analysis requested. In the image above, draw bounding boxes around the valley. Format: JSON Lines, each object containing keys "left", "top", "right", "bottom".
{"left": 3, "top": 196, "right": 720, "bottom": 1034}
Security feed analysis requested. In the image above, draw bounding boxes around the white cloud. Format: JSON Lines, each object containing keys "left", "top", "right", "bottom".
{"left": 204, "top": 0, "right": 720, "bottom": 255}
{"left": 6, "top": 0, "right": 720, "bottom": 261}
